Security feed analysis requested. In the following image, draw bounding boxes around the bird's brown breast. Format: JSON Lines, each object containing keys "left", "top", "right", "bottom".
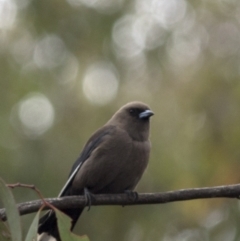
{"left": 72, "top": 126, "right": 150, "bottom": 194}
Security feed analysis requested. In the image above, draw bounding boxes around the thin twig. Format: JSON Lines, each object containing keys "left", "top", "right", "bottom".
{"left": 3, "top": 183, "right": 59, "bottom": 221}
{"left": 7, "top": 183, "right": 47, "bottom": 205}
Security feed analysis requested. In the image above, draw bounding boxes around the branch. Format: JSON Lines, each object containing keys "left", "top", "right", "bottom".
{"left": 1, "top": 184, "right": 240, "bottom": 221}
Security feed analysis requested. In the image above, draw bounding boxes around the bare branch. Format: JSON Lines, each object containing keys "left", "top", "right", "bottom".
{"left": 7, "top": 182, "right": 49, "bottom": 206}
{"left": 1, "top": 184, "right": 240, "bottom": 221}
{"left": 6, "top": 182, "right": 63, "bottom": 214}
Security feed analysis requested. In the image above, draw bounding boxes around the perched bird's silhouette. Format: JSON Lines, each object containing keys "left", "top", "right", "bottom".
{"left": 37, "top": 101, "right": 154, "bottom": 241}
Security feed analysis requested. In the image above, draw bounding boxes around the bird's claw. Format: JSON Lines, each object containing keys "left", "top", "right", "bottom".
{"left": 84, "top": 187, "right": 95, "bottom": 211}
{"left": 124, "top": 190, "right": 139, "bottom": 201}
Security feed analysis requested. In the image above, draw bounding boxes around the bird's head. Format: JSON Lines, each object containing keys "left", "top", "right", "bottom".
{"left": 107, "top": 101, "right": 154, "bottom": 141}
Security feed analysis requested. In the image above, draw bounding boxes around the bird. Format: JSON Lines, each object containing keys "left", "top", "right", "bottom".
{"left": 37, "top": 101, "right": 154, "bottom": 241}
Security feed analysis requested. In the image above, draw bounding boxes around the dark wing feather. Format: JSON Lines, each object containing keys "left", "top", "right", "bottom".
{"left": 58, "top": 125, "right": 115, "bottom": 197}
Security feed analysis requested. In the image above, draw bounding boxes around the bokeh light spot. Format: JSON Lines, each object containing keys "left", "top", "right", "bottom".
{"left": 33, "top": 35, "right": 68, "bottom": 69}
{"left": 135, "top": 0, "right": 187, "bottom": 28}
{"left": 66, "top": 0, "right": 124, "bottom": 14}
{"left": 11, "top": 93, "right": 55, "bottom": 138}
{"left": 82, "top": 62, "right": 119, "bottom": 105}
{"left": 112, "top": 15, "right": 144, "bottom": 58}
{"left": 0, "top": 0, "right": 17, "bottom": 29}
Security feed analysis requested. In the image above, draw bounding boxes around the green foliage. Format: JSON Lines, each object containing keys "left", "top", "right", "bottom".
{"left": 25, "top": 209, "right": 41, "bottom": 241}
{"left": 0, "top": 177, "right": 89, "bottom": 241}
{"left": 54, "top": 207, "right": 89, "bottom": 241}
{"left": 0, "top": 177, "right": 22, "bottom": 241}
{"left": 0, "top": 221, "right": 11, "bottom": 241}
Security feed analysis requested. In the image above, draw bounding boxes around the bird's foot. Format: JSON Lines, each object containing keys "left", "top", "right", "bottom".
{"left": 124, "top": 190, "right": 139, "bottom": 202}
{"left": 84, "top": 187, "right": 95, "bottom": 211}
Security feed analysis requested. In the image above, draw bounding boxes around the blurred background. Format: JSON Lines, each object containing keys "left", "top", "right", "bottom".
{"left": 1, "top": 0, "right": 240, "bottom": 240}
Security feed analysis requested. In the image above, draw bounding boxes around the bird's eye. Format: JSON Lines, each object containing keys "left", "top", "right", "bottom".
{"left": 129, "top": 109, "right": 135, "bottom": 114}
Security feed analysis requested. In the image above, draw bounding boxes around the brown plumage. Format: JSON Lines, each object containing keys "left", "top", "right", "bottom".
{"left": 38, "top": 101, "right": 154, "bottom": 241}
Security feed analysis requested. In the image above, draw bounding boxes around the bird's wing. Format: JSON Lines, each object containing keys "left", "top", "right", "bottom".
{"left": 58, "top": 125, "right": 115, "bottom": 197}
{"left": 38, "top": 125, "right": 116, "bottom": 229}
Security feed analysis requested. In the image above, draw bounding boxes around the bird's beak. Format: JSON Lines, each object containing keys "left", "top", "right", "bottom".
{"left": 139, "top": 110, "right": 154, "bottom": 119}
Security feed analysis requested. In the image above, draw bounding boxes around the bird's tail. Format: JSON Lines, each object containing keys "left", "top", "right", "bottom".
{"left": 37, "top": 208, "right": 84, "bottom": 241}
{"left": 37, "top": 232, "right": 57, "bottom": 241}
